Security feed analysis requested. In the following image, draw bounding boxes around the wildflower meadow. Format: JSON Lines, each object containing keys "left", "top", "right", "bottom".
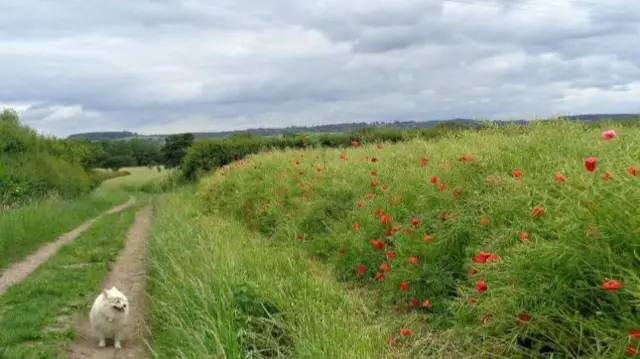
{"left": 198, "top": 120, "right": 640, "bottom": 358}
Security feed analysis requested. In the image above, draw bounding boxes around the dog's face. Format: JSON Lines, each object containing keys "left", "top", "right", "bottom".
{"left": 102, "top": 287, "right": 128, "bottom": 313}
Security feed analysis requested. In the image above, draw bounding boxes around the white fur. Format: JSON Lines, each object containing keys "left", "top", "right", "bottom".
{"left": 89, "top": 286, "right": 130, "bottom": 349}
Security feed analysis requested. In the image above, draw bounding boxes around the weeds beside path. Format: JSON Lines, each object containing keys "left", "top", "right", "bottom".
{"left": 0, "top": 190, "right": 131, "bottom": 271}
{"left": 145, "top": 190, "right": 404, "bottom": 359}
{"left": 0, "top": 196, "right": 136, "bottom": 296}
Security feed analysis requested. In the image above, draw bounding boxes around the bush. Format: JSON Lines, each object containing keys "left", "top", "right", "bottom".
{"left": 198, "top": 120, "right": 640, "bottom": 358}
{"left": 181, "top": 126, "right": 473, "bottom": 182}
{"left": 0, "top": 108, "right": 105, "bottom": 205}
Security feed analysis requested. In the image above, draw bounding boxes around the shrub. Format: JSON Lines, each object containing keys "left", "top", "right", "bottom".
{"left": 181, "top": 125, "right": 474, "bottom": 182}
{"left": 0, "top": 108, "right": 101, "bottom": 205}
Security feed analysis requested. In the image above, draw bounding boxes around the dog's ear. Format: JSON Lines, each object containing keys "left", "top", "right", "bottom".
{"left": 102, "top": 289, "right": 109, "bottom": 299}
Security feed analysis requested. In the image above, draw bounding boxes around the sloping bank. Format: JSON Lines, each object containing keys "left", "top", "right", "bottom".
{"left": 145, "top": 189, "right": 402, "bottom": 359}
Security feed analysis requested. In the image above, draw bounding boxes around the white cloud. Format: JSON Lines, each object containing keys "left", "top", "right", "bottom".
{"left": 0, "top": 0, "right": 639, "bottom": 137}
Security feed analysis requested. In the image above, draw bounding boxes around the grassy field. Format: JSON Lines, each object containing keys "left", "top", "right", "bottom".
{"left": 194, "top": 120, "right": 640, "bottom": 358}
{"left": 146, "top": 190, "right": 421, "bottom": 359}
{"left": 0, "top": 189, "right": 131, "bottom": 271}
{"left": 0, "top": 206, "right": 140, "bottom": 359}
{"left": 97, "top": 166, "right": 175, "bottom": 193}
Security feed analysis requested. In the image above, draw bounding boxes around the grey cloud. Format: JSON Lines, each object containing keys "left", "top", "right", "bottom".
{"left": 1, "top": 0, "right": 639, "bottom": 137}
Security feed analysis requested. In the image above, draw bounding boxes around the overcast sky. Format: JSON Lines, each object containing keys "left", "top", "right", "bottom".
{"left": 1, "top": 0, "right": 639, "bottom": 137}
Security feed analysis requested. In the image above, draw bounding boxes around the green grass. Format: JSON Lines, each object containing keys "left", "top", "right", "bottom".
{"left": 197, "top": 120, "right": 640, "bottom": 358}
{"left": 98, "top": 166, "right": 177, "bottom": 193}
{"left": 0, "top": 189, "right": 131, "bottom": 271}
{"left": 0, "top": 205, "right": 139, "bottom": 359}
{"left": 146, "top": 190, "right": 410, "bottom": 359}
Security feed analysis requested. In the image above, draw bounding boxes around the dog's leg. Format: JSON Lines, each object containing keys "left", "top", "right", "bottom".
{"left": 114, "top": 332, "right": 123, "bottom": 349}
{"left": 98, "top": 334, "right": 106, "bottom": 348}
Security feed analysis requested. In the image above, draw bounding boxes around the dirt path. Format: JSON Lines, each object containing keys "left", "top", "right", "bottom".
{"left": 66, "top": 204, "right": 153, "bottom": 359}
{"left": 0, "top": 196, "right": 137, "bottom": 296}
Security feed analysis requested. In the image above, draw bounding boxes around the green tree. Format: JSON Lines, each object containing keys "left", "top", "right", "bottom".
{"left": 161, "top": 133, "right": 195, "bottom": 168}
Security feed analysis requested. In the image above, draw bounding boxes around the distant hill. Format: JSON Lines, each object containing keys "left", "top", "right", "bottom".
{"left": 66, "top": 113, "right": 638, "bottom": 141}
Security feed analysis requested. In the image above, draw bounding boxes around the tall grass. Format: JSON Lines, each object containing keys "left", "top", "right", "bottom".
{"left": 146, "top": 190, "right": 404, "bottom": 359}
{"left": 198, "top": 120, "right": 640, "bottom": 358}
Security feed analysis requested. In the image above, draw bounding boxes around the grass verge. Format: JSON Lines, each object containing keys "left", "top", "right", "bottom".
{"left": 146, "top": 190, "right": 408, "bottom": 359}
{"left": 0, "top": 205, "right": 139, "bottom": 359}
{"left": 0, "top": 189, "right": 131, "bottom": 271}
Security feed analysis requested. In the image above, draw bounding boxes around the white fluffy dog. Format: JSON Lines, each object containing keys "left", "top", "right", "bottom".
{"left": 89, "top": 286, "right": 130, "bottom": 349}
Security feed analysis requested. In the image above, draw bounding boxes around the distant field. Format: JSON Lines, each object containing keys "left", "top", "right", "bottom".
{"left": 195, "top": 120, "right": 640, "bottom": 358}
{"left": 97, "top": 166, "right": 174, "bottom": 193}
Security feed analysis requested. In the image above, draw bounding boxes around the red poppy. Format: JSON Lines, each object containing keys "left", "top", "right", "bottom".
{"left": 371, "top": 179, "right": 379, "bottom": 187}
{"left": 411, "top": 217, "right": 420, "bottom": 227}
{"left": 420, "top": 157, "right": 429, "bottom": 167}
{"left": 555, "top": 173, "right": 567, "bottom": 182}
{"left": 375, "top": 272, "right": 386, "bottom": 281}
{"left": 339, "top": 153, "right": 348, "bottom": 160}
{"left": 479, "top": 217, "right": 489, "bottom": 226}
{"left": 400, "top": 281, "right": 409, "bottom": 291}
{"left": 409, "top": 298, "right": 419, "bottom": 307}
{"left": 381, "top": 215, "right": 393, "bottom": 225}
{"left": 408, "top": 256, "right": 420, "bottom": 264}
{"left": 438, "top": 182, "right": 447, "bottom": 191}
{"left": 630, "top": 329, "right": 640, "bottom": 339}
{"left": 370, "top": 239, "right": 385, "bottom": 251}
{"left": 352, "top": 222, "right": 361, "bottom": 231}
{"left": 628, "top": 166, "right": 638, "bottom": 176}
{"left": 602, "top": 279, "right": 623, "bottom": 291}
{"left": 380, "top": 263, "right": 391, "bottom": 271}
{"left": 584, "top": 157, "right": 599, "bottom": 172}
{"left": 351, "top": 139, "right": 359, "bottom": 148}
{"left": 625, "top": 344, "right": 637, "bottom": 357}
{"left": 532, "top": 206, "right": 545, "bottom": 217}
{"left": 355, "top": 264, "right": 367, "bottom": 276}
{"left": 476, "top": 280, "right": 488, "bottom": 293}
{"left": 429, "top": 176, "right": 438, "bottom": 184}
{"left": 424, "top": 234, "right": 433, "bottom": 243}
{"left": 386, "top": 250, "right": 396, "bottom": 260}
{"left": 399, "top": 328, "right": 413, "bottom": 336}
{"left": 519, "top": 232, "right": 529, "bottom": 241}
{"left": 387, "top": 336, "right": 397, "bottom": 345}
{"left": 422, "top": 299, "right": 431, "bottom": 308}
{"left": 375, "top": 208, "right": 384, "bottom": 218}
{"left": 517, "top": 312, "right": 531, "bottom": 325}
{"left": 601, "top": 130, "right": 617, "bottom": 140}
{"left": 512, "top": 168, "right": 524, "bottom": 179}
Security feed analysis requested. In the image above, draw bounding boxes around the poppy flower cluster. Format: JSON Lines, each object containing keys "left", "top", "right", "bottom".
{"left": 209, "top": 127, "right": 638, "bottom": 356}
